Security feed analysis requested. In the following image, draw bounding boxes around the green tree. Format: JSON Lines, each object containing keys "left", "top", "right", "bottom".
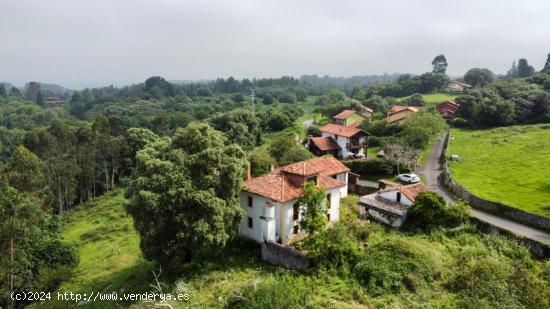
{"left": 249, "top": 148, "right": 276, "bottom": 177}
{"left": 542, "top": 53, "right": 550, "bottom": 74}
{"left": 297, "top": 181, "right": 327, "bottom": 234}
{"left": 0, "top": 84, "right": 6, "bottom": 97}
{"left": 125, "top": 123, "right": 248, "bottom": 268}
{"left": 419, "top": 73, "right": 449, "bottom": 93}
{"left": 403, "top": 93, "right": 425, "bottom": 107}
{"left": 36, "top": 91, "right": 45, "bottom": 107}
{"left": 506, "top": 61, "right": 518, "bottom": 78}
{"left": 407, "top": 192, "right": 469, "bottom": 229}
{"left": 8, "top": 87, "right": 22, "bottom": 99}
{"left": 209, "top": 108, "right": 261, "bottom": 150}
{"left": 431, "top": 54, "right": 448, "bottom": 74}
{"left": 401, "top": 112, "right": 446, "bottom": 149}
{"left": 464, "top": 68, "right": 495, "bottom": 87}
{"left": 269, "top": 134, "right": 313, "bottom": 166}
{"left": 517, "top": 58, "right": 535, "bottom": 78}
{"left": 262, "top": 93, "right": 275, "bottom": 104}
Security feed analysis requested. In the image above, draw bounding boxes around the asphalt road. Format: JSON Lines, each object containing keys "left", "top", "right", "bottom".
{"left": 417, "top": 134, "right": 550, "bottom": 245}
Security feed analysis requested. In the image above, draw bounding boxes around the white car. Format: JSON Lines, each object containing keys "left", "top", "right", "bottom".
{"left": 398, "top": 173, "right": 420, "bottom": 183}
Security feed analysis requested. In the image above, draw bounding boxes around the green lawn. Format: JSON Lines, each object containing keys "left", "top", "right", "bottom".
{"left": 449, "top": 124, "right": 550, "bottom": 217}
{"left": 397, "top": 92, "right": 456, "bottom": 108}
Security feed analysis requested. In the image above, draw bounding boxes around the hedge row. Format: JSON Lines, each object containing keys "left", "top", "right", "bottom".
{"left": 342, "top": 159, "right": 410, "bottom": 176}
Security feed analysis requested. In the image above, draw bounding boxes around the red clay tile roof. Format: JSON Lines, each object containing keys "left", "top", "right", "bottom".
{"left": 243, "top": 157, "right": 349, "bottom": 202}
{"left": 389, "top": 105, "right": 420, "bottom": 114}
{"left": 376, "top": 182, "right": 426, "bottom": 202}
{"left": 378, "top": 179, "right": 401, "bottom": 188}
{"left": 319, "top": 123, "right": 367, "bottom": 138}
{"left": 333, "top": 109, "right": 357, "bottom": 119}
{"left": 400, "top": 183, "right": 426, "bottom": 201}
{"left": 310, "top": 136, "right": 341, "bottom": 151}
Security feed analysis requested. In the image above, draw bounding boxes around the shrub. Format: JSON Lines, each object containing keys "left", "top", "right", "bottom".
{"left": 406, "top": 192, "right": 470, "bottom": 229}
{"left": 355, "top": 237, "right": 441, "bottom": 294}
{"left": 303, "top": 222, "right": 363, "bottom": 269}
{"left": 450, "top": 117, "right": 469, "bottom": 128}
{"left": 342, "top": 158, "right": 409, "bottom": 176}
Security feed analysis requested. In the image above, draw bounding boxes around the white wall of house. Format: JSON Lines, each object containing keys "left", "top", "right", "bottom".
{"left": 336, "top": 172, "right": 348, "bottom": 197}
{"left": 321, "top": 132, "right": 354, "bottom": 158}
{"left": 240, "top": 186, "right": 343, "bottom": 245}
{"left": 378, "top": 189, "right": 413, "bottom": 206}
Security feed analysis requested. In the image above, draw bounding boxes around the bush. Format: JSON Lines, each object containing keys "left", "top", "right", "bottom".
{"left": 450, "top": 117, "right": 469, "bottom": 128}
{"left": 342, "top": 158, "right": 408, "bottom": 176}
{"left": 249, "top": 148, "right": 276, "bottom": 177}
{"left": 407, "top": 192, "right": 470, "bottom": 229}
{"left": 306, "top": 125, "right": 321, "bottom": 137}
{"left": 303, "top": 222, "right": 363, "bottom": 269}
{"left": 355, "top": 237, "right": 441, "bottom": 294}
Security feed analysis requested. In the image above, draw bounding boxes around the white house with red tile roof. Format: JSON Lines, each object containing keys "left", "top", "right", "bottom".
{"left": 317, "top": 123, "right": 368, "bottom": 159}
{"left": 359, "top": 181, "right": 426, "bottom": 227}
{"left": 239, "top": 157, "right": 350, "bottom": 245}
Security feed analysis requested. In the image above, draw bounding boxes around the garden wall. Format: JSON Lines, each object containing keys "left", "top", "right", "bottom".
{"left": 261, "top": 241, "right": 309, "bottom": 270}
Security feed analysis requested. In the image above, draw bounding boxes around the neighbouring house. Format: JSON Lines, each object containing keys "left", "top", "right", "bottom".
{"left": 446, "top": 81, "right": 472, "bottom": 93}
{"left": 239, "top": 157, "right": 350, "bottom": 245}
{"left": 313, "top": 123, "right": 369, "bottom": 159}
{"left": 387, "top": 105, "right": 420, "bottom": 125}
{"left": 359, "top": 180, "right": 426, "bottom": 228}
{"left": 45, "top": 96, "right": 67, "bottom": 108}
{"left": 333, "top": 109, "right": 368, "bottom": 127}
{"left": 363, "top": 106, "right": 374, "bottom": 118}
{"left": 436, "top": 100, "right": 460, "bottom": 118}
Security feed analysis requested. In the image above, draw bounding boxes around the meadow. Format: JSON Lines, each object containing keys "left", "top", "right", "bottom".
{"left": 449, "top": 124, "right": 550, "bottom": 217}
{"left": 396, "top": 92, "right": 456, "bottom": 108}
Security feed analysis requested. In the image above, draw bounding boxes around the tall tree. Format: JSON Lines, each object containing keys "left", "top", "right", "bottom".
{"left": 517, "top": 58, "right": 535, "bottom": 77}
{"left": 506, "top": 61, "right": 518, "bottom": 78}
{"left": 298, "top": 181, "right": 328, "bottom": 234}
{"left": 464, "top": 68, "right": 495, "bottom": 87}
{"left": 125, "top": 123, "right": 248, "bottom": 268}
{"left": 0, "top": 84, "right": 6, "bottom": 97}
{"left": 431, "top": 55, "right": 448, "bottom": 74}
{"left": 542, "top": 53, "right": 550, "bottom": 74}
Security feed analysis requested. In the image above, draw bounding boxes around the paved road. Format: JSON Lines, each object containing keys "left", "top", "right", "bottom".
{"left": 417, "top": 134, "right": 550, "bottom": 245}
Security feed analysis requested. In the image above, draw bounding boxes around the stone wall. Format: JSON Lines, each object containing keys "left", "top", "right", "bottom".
{"left": 261, "top": 241, "right": 309, "bottom": 270}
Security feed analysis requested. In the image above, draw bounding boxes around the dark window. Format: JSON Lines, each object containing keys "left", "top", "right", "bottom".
{"left": 248, "top": 196, "right": 253, "bottom": 208}
{"left": 327, "top": 213, "right": 331, "bottom": 221}
{"left": 293, "top": 203, "right": 299, "bottom": 220}
{"left": 331, "top": 174, "right": 337, "bottom": 179}
{"left": 293, "top": 225, "right": 299, "bottom": 234}
{"left": 247, "top": 217, "right": 253, "bottom": 228}
{"left": 326, "top": 194, "right": 331, "bottom": 209}
{"left": 396, "top": 192, "right": 401, "bottom": 203}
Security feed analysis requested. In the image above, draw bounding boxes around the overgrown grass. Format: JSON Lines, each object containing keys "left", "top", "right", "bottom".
{"left": 449, "top": 124, "right": 550, "bottom": 216}
{"left": 33, "top": 190, "right": 154, "bottom": 309}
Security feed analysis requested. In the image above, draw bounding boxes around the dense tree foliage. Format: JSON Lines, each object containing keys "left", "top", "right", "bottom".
{"left": 268, "top": 134, "right": 313, "bottom": 166}
{"left": 464, "top": 68, "right": 495, "bottom": 87}
{"left": 297, "top": 181, "right": 328, "bottom": 234}
{"left": 431, "top": 54, "right": 448, "bottom": 74}
{"left": 407, "top": 192, "right": 470, "bottom": 229}
{"left": 125, "top": 123, "right": 248, "bottom": 268}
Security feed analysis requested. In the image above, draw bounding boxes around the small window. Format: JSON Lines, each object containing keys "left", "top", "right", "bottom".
{"left": 326, "top": 194, "right": 331, "bottom": 209}
{"left": 293, "top": 203, "right": 299, "bottom": 220}
{"left": 248, "top": 196, "right": 253, "bottom": 208}
{"left": 327, "top": 213, "right": 331, "bottom": 221}
{"left": 293, "top": 225, "right": 299, "bottom": 234}
{"left": 396, "top": 192, "right": 401, "bottom": 203}
{"left": 331, "top": 174, "right": 337, "bottom": 179}
{"left": 247, "top": 217, "right": 253, "bottom": 228}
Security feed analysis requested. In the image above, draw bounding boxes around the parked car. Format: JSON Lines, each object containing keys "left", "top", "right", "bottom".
{"left": 397, "top": 173, "right": 420, "bottom": 183}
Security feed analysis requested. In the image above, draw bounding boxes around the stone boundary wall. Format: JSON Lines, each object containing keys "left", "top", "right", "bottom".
{"left": 261, "top": 241, "right": 309, "bottom": 270}
{"left": 440, "top": 132, "right": 550, "bottom": 232}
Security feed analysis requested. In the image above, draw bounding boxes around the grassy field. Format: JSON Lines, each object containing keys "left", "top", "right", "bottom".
{"left": 449, "top": 124, "right": 550, "bottom": 217}
{"left": 32, "top": 193, "right": 549, "bottom": 308}
{"left": 397, "top": 92, "right": 456, "bottom": 108}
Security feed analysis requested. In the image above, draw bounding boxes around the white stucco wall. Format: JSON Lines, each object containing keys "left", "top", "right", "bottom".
{"left": 321, "top": 132, "right": 353, "bottom": 158}
{"left": 378, "top": 189, "right": 413, "bottom": 206}
{"left": 239, "top": 192, "right": 276, "bottom": 243}
{"left": 336, "top": 172, "right": 348, "bottom": 197}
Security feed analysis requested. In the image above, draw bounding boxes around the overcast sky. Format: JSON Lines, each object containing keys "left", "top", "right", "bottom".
{"left": 1, "top": 0, "right": 549, "bottom": 89}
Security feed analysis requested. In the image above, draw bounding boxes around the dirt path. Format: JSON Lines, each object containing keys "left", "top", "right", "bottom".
{"left": 417, "top": 134, "right": 550, "bottom": 245}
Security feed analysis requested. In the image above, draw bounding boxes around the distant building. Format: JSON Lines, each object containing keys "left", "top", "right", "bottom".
{"left": 387, "top": 105, "right": 420, "bottom": 125}
{"left": 45, "top": 96, "right": 67, "bottom": 108}
{"left": 446, "top": 81, "right": 472, "bottom": 93}
{"left": 359, "top": 180, "right": 426, "bottom": 228}
{"left": 436, "top": 100, "right": 459, "bottom": 118}
{"left": 240, "top": 157, "right": 350, "bottom": 245}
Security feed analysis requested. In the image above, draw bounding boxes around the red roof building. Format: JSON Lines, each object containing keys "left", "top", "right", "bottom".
{"left": 436, "top": 101, "right": 459, "bottom": 118}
